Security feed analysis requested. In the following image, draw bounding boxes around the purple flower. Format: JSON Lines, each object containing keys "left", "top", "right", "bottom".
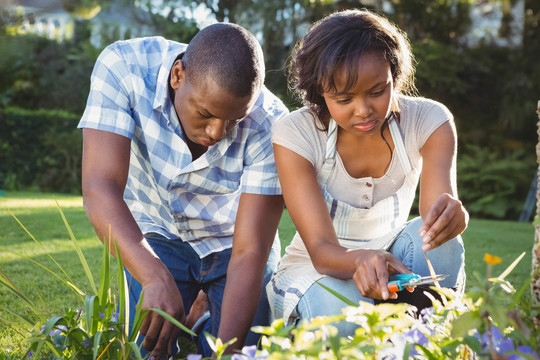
{"left": 80, "top": 338, "right": 90, "bottom": 349}
{"left": 403, "top": 328, "right": 429, "bottom": 357}
{"left": 483, "top": 326, "right": 514, "bottom": 355}
{"left": 26, "top": 350, "right": 34, "bottom": 358}
{"left": 420, "top": 307, "right": 435, "bottom": 321}
{"left": 507, "top": 345, "right": 540, "bottom": 360}
{"left": 231, "top": 345, "right": 269, "bottom": 360}
{"left": 41, "top": 324, "right": 67, "bottom": 337}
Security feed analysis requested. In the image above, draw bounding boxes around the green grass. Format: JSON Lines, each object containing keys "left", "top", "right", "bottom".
{"left": 0, "top": 191, "right": 536, "bottom": 353}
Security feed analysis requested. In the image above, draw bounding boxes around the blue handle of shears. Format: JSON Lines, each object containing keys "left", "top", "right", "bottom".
{"left": 387, "top": 273, "right": 421, "bottom": 292}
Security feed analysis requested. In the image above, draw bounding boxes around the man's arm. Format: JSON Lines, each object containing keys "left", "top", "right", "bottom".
{"left": 217, "top": 193, "right": 284, "bottom": 353}
{"left": 81, "top": 128, "right": 185, "bottom": 358}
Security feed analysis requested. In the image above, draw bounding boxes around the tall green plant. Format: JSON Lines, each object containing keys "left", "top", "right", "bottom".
{"left": 0, "top": 204, "right": 193, "bottom": 359}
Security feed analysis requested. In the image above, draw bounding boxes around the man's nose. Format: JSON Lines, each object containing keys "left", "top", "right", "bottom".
{"left": 206, "top": 119, "right": 227, "bottom": 142}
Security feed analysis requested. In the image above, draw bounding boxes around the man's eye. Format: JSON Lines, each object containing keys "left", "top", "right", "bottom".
{"left": 198, "top": 112, "right": 211, "bottom": 119}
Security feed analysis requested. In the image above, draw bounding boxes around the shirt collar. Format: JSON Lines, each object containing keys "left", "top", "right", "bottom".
{"left": 153, "top": 50, "right": 185, "bottom": 112}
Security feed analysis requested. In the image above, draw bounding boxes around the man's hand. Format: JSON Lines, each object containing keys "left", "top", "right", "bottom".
{"left": 352, "top": 250, "right": 410, "bottom": 300}
{"left": 139, "top": 274, "right": 187, "bottom": 359}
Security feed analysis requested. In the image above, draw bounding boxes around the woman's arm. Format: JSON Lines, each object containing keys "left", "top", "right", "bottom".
{"left": 274, "top": 144, "right": 409, "bottom": 300}
{"left": 418, "top": 121, "right": 469, "bottom": 251}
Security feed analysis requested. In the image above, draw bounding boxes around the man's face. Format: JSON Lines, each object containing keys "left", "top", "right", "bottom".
{"left": 170, "top": 60, "right": 256, "bottom": 147}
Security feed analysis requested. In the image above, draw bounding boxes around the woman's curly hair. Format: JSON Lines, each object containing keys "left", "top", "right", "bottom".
{"left": 288, "top": 9, "right": 417, "bottom": 130}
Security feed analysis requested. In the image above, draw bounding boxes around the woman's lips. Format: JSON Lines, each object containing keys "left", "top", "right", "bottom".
{"left": 353, "top": 120, "right": 377, "bottom": 132}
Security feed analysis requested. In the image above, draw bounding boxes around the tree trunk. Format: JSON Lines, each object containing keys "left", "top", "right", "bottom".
{"left": 534, "top": 99, "right": 540, "bottom": 313}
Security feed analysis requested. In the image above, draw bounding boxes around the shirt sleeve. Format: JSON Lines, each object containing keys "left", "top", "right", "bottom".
{"left": 409, "top": 97, "right": 453, "bottom": 150}
{"left": 241, "top": 88, "right": 289, "bottom": 195}
{"left": 78, "top": 43, "right": 135, "bottom": 139}
{"left": 271, "top": 108, "right": 326, "bottom": 166}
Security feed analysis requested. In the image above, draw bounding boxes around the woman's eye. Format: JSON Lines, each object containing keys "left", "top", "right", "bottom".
{"left": 336, "top": 98, "right": 352, "bottom": 104}
{"left": 370, "top": 90, "right": 385, "bottom": 97}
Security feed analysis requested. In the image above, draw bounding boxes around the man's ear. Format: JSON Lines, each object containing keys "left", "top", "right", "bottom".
{"left": 170, "top": 60, "right": 185, "bottom": 90}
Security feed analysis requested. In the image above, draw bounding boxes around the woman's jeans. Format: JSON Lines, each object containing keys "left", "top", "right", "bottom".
{"left": 124, "top": 234, "right": 280, "bottom": 358}
{"left": 293, "top": 217, "right": 465, "bottom": 336}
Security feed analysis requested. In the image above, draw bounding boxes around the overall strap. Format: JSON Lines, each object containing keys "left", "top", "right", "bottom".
{"left": 320, "top": 119, "right": 338, "bottom": 184}
{"left": 388, "top": 115, "right": 413, "bottom": 173}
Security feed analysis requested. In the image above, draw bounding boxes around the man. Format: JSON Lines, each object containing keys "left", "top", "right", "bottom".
{"left": 79, "top": 23, "right": 288, "bottom": 359}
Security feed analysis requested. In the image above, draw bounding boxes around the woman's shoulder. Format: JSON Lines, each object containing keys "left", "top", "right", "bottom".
{"left": 399, "top": 95, "right": 453, "bottom": 122}
{"left": 273, "top": 107, "right": 321, "bottom": 134}
{"left": 272, "top": 107, "right": 326, "bottom": 165}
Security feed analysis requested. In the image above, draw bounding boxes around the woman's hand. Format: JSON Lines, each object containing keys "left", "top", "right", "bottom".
{"left": 352, "top": 250, "right": 410, "bottom": 300}
{"left": 418, "top": 193, "right": 469, "bottom": 251}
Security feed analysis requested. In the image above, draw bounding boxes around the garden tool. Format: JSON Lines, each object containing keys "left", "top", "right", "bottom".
{"left": 387, "top": 273, "right": 448, "bottom": 292}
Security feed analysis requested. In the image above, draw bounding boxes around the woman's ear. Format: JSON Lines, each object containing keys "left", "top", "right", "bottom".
{"left": 170, "top": 60, "right": 185, "bottom": 90}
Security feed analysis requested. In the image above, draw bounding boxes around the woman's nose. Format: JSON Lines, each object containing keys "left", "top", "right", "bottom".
{"left": 354, "top": 99, "right": 371, "bottom": 118}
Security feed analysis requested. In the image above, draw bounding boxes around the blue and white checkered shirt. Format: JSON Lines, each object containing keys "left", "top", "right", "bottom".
{"left": 79, "top": 37, "right": 288, "bottom": 258}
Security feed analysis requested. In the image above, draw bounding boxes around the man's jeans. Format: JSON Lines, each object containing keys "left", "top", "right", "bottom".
{"left": 293, "top": 217, "right": 465, "bottom": 336}
{"left": 124, "top": 234, "right": 280, "bottom": 357}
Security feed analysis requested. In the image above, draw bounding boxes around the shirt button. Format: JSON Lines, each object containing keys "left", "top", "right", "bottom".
{"left": 363, "top": 195, "right": 370, "bottom": 201}
{"left": 366, "top": 182, "right": 372, "bottom": 187}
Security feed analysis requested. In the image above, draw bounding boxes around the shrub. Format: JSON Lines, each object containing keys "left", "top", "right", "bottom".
{"left": 0, "top": 107, "right": 82, "bottom": 194}
{"left": 457, "top": 144, "right": 536, "bottom": 220}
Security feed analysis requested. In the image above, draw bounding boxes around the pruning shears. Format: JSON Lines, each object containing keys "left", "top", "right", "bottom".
{"left": 387, "top": 273, "right": 448, "bottom": 292}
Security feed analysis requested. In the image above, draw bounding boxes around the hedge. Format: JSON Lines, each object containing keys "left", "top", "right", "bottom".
{"left": 0, "top": 107, "right": 82, "bottom": 194}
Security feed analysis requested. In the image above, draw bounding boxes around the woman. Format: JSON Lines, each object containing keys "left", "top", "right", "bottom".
{"left": 267, "top": 9, "right": 468, "bottom": 336}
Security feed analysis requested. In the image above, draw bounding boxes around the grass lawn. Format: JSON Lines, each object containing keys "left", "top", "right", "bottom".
{"left": 0, "top": 191, "right": 536, "bottom": 353}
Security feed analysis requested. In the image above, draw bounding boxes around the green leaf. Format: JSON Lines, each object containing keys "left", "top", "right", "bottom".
{"left": 98, "top": 234, "right": 111, "bottom": 311}
{"left": 497, "top": 252, "right": 525, "bottom": 280}
{"left": 513, "top": 269, "right": 537, "bottom": 305}
{"left": 56, "top": 203, "right": 98, "bottom": 295}
{"left": 461, "top": 334, "right": 483, "bottom": 354}
{"left": 451, "top": 311, "right": 481, "bottom": 338}
{"left": 0, "top": 247, "right": 85, "bottom": 300}
{"left": 416, "top": 344, "right": 439, "bottom": 360}
{"left": 148, "top": 308, "right": 195, "bottom": 335}
{"left": 129, "top": 291, "right": 147, "bottom": 343}
{"left": 0, "top": 268, "right": 34, "bottom": 308}
{"left": 41, "top": 315, "right": 66, "bottom": 339}
{"left": 92, "top": 331, "right": 103, "bottom": 360}
{"left": 0, "top": 306, "right": 35, "bottom": 325}
{"left": 315, "top": 281, "right": 357, "bottom": 306}
{"left": 85, "top": 294, "right": 98, "bottom": 335}
{"left": 128, "top": 341, "right": 144, "bottom": 359}
{"left": 114, "top": 240, "right": 128, "bottom": 336}
{"left": 8, "top": 209, "right": 74, "bottom": 285}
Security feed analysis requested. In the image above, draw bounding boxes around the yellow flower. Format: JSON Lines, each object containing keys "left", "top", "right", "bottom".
{"left": 484, "top": 253, "right": 502, "bottom": 265}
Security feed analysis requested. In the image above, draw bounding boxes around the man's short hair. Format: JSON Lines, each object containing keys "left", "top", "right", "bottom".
{"left": 183, "top": 23, "right": 265, "bottom": 98}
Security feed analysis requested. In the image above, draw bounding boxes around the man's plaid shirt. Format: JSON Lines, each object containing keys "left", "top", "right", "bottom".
{"left": 79, "top": 36, "right": 288, "bottom": 257}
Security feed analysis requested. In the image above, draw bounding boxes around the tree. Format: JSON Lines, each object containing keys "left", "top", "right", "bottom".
{"left": 534, "top": 100, "right": 540, "bottom": 321}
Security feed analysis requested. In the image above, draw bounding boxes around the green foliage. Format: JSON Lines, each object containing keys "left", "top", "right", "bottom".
{"left": 0, "top": 107, "right": 82, "bottom": 194}
{"left": 0, "top": 205, "right": 193, "bottom": 359}
{"left": 214, "top": 254, "right": 538, "bottom": 360}
{"left": 0, "top": 192, "right": 537, "bottom": 358}
{"left": 457, "top": 144, "right": 536, "bottom": 220}
{"left": 388, "top": 0, "right": 472, "bottom": 44}
{"left": 0, "top": 33, "right": 100, "bottom": 114}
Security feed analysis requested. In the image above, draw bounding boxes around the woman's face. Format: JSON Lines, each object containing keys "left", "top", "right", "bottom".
{"left": 322, "top": 52, "right": 393, "bottom": 138}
